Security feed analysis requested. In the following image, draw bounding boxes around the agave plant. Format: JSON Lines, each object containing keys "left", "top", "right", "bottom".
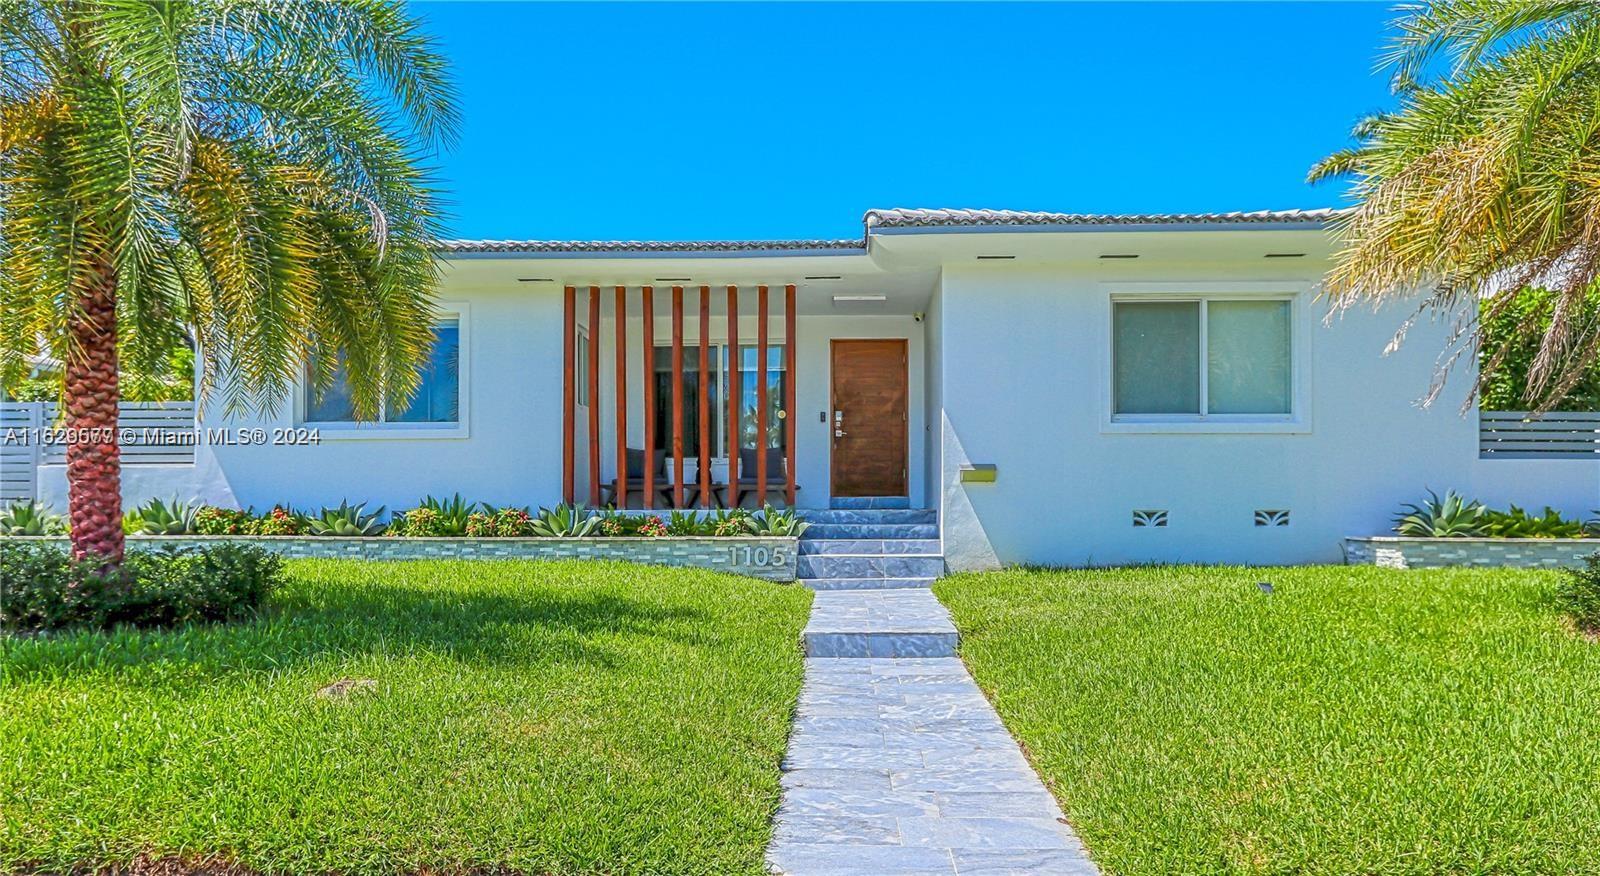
{"left": 1393, "top": 490, "right": 1486, "bottom": 538}
{"left": 133, "top": 497, "right": 200, "bottom": 536}
{"left": 1481, "top": 505, "right": 1589, "bottom": 539}
{"left": 666, "top": 509, "right": 707, "bottom": 536}
{"left": 0, "top": 501, "right": 66, "bottom": 535}
{"left": 307, "top": 501, "right": 387, "bottom": 537}
{"left": 122, "top": 510, "right": 146, "bottom": 536}
{"left": 529, "top": 504, "right": 600, "bottom": 538}
{"left": 417, "top": 493, "right": 479, "bottom": 536}
{"left": 743, "top": 504, "right": 809, "bottom": 537}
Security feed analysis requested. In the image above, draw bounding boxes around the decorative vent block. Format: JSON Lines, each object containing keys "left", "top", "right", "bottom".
{"left": 1133, "top": 509, "right": 1168, "bottom": 527}
{"left": 1255, "top": 509, "right": 1290, "bottom": 527}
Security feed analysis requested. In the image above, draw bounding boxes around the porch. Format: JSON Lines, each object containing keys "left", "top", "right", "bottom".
{"left": 556, "top": 273, "right": 932, "bottom": 511}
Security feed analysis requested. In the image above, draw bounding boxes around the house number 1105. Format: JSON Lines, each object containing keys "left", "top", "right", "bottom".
{"left": 731, "top": 546, "right": 787, "bottom": 567}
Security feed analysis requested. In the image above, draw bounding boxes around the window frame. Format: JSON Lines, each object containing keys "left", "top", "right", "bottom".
{"left": 297, "top": 303, "right": 471, "bottom": 440}
{"left": 1100, "top": 283, "right": 1310, "bottom": 435}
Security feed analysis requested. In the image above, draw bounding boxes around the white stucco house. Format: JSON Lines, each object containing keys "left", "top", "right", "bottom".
{"left": 35, "top": 207, "right": 1600, "bottom": 569}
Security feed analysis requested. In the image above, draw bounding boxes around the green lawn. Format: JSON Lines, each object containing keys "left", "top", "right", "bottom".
{"left": 0, "top": 559, "right": 812, "bottom": 875}
{"left": 935, "top": 565, "right": 1600, "bottom": 876}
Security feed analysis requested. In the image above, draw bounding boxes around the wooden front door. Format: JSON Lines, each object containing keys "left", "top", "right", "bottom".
{"left": 831, "top": 339, "right": 908, "bottom": 497}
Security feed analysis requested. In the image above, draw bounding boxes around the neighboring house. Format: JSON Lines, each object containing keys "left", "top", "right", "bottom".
{"left": 37, "top": 208, "right": 1600, "bottom": 568}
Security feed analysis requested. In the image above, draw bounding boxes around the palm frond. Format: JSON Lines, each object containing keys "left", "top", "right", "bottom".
{"left": 1318, "top": 2, "right": 1600, "bottom": 411}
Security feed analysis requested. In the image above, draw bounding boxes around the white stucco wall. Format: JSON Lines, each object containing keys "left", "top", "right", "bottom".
{"left": 933, "top": 261, "right": 1600, "bottom": 569}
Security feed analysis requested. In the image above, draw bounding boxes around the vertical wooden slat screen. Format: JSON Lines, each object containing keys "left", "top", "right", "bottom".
{"left": 641, "top": 286, "right": 655, "bottom": 509}
{"left": 562, "top": 285, "right": 575, "bottom": 504}
{"left": 587, "top": 286, "right": 601, "bottom": 507}
{"left": 726, "top": 285, "right": 740, "bottom": 508}
{"left": 671, "top": 286, "right": 685, "bottom": 508}
{"left": 614, "top": 285, "right": 627, "bottom": 509}
{"left": 784, "top": 284, "right": 797, "bottom": 507}
{"left": 698, "top": 286, "right": 712, "bottom": 508}
{"left": 756, "top": 285, "right": 769, "bottom": 507}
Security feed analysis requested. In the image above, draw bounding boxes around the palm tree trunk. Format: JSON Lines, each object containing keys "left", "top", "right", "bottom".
{"left": 65, "top": 254, "right": 123, "bottom": 564}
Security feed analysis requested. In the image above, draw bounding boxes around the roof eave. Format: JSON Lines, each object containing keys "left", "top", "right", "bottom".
{"left": 440, "top": 244, "right": 867, "bottom": 260}
{"left": 868, "top": 219, "right": 1335, "bottom": 236}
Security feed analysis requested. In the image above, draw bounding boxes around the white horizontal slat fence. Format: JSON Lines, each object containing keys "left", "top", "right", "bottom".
{"left": 0, "top": 402, "right": 42, "bottom": 503}
{"left": 1479, "top": 411, "right": 1600, "bottom": 459}
{"left": 0, "top": 401, "right": 196, "bottom": 503}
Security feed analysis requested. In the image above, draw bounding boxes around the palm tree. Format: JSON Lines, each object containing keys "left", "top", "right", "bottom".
{"left": 1311, "top": 1, "right": 1600, "bottom": 411}
{"left": 0, "top": 1, "right": 456, "bottom": 562}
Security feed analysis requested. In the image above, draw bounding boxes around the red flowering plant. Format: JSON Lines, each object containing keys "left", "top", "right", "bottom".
{"left": 254, "top": 506, "right": 305, "bottom": 536}
{"left": 466, "top": 507, "right": 534, "bottom": 537}
{"left": 194, "top": 506, "right": 256, "bottom": 536}
{"left": 636, "top": 515, "right": 668, "bottom": 538}
{"left": 596, "top": 511, "right": 629, "bottom": 537}
{"left": 491, "top": 507, "right": 533, "bottom": 537}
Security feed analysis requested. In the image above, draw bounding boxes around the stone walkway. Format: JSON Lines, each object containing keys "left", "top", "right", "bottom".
{"left": 767, "top": 592, "right": 1099, "bottom": 874}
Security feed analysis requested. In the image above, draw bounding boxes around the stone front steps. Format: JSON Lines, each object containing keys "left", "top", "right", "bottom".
{"left": 797, "top": 501, "right": 952, "bottom": 653}
{"left": 804, "top": 522, "right": 939, "bottom": 540}
{"left": 827, "top": 496, "right": 913, "bottom": 510}
{"left": 798, "top": 554, "right": 946, "bottom": 581}
{"left": 801, "top": 509, "right": 938, "bottom": 525}
{"left": 799, "top": 539, "right": 941, "bottom": 556}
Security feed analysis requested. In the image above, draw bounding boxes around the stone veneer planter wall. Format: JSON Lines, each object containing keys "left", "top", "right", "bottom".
{"left": 12, "top": 536, "right": 799, "bottom": 582}
{"left": 1345, "top": 536, "right": 1599, "bottom": 570}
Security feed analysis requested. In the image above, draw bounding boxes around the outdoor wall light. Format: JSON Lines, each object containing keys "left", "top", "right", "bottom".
{"left": 1099, "top": 254, "right": 1140, "bottom": 259}
{"left": 832, "top": 294, "right": 886, "bottom": 303}
{"left": 1264, "top": 253, "right": 1306, "bottom": 259}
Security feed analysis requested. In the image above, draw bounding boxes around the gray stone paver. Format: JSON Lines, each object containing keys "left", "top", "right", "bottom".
{"left": 775, "top": 510, "right": 1097, "bottom": 874}
{"left": 766, "top": 657, "right": 1099, "bottom": 875}
{"left": 802, "top": 591, "right": 961, "bottom": 658}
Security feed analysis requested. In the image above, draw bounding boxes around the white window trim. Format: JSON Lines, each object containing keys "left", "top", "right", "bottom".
{"left": 298, "top": 302, "right": 471, "bottom": 440}
{"left": 1099, "top": 282, "right": 1312, "bottom": 435}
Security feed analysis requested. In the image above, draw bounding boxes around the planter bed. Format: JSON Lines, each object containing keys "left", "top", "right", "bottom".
{"left": 1345, "top": 535, "right": 1598, "bottom": 569}
{"left": 12, "top": 535, "right": 799, "bottom": 581}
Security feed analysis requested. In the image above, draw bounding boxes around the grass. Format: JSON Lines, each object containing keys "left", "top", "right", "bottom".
{"left": 0, "top": 559, "right": 812, "bottom": 875}
{"left": 934, "top": 565, "right": 1600, "bottom": 876}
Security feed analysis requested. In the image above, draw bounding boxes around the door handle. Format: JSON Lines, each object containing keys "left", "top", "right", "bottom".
{"left": 834, "top": 429, "right": 847, "bottom": 438}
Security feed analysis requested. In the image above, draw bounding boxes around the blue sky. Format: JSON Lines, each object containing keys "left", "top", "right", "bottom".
{"left": 419, "top": 2, "right": 1397, "bottom": 241}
